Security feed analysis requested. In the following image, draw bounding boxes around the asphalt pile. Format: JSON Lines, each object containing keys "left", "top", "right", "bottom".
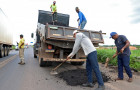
{"left": 57, "top": 69, "right": 111, "bottom": 86}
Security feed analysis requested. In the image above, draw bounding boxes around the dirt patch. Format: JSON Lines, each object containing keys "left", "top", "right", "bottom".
{"left": 57, "top": 69, "right": 111, "bottom": 86}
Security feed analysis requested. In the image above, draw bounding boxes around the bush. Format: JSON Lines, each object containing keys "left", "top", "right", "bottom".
{"left": 12, "top": 45, "right": 16, "bottom": 50}
{"left": 97, "top": 49, "right": 140, "bottom": 71}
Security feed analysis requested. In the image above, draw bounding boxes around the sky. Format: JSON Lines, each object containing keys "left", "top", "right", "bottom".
{"left": 0, "top": 0, "right": 140, "bottom": 45}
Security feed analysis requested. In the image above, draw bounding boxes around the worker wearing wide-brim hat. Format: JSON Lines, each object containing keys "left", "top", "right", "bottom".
{"left": 67, "top": 30, "right": 105, "bottom": 90}
{"left": 110, "top": 32, "right": 133, "bottom": 82}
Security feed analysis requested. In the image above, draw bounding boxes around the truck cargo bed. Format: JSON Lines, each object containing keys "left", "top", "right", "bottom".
{"left": 37, "top": 23, "right": 104, "bottom": 48}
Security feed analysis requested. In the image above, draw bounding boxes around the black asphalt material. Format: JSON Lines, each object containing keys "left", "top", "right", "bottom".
{"left": 38, "top": 10, "right": 69, "bottom": 26}
{"left": 57, "top": 69, "right": 111, "bottom": 86}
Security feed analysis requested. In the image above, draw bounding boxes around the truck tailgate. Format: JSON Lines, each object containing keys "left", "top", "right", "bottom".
{"left": 45, "top": 24, "right": 104, "bottom": 44}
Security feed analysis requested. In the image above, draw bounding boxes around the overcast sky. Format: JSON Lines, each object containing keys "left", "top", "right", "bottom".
{"left": 0, "top": 0, "right": 140, "bottom": 45}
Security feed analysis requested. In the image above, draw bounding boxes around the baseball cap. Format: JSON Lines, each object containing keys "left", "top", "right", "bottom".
{"left": 110, "top": 32, "right": 117, "bottom": 38}
{"left": 73, "top": 30, "right": 79, "bottom": 35}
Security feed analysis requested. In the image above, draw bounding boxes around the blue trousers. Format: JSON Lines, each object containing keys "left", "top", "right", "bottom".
{"left": 86, "top": 51, "right": 104, "bottom": 86}
{"left": 80, "top": 20, "right": 87, "bottom": 29}
{"left": 117, "top": 54, "right": 132, "bottom": 79}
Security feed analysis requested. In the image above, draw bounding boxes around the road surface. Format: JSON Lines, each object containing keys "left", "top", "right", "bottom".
{"left": 0, "top": 47, "right": 140, "bottom": 90}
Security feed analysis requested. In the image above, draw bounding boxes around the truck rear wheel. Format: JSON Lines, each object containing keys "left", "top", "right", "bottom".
{"left": 4, "top": 47, "right": 8, "bottom": 56}
{"left": 39, "top": 58, "right": 46, "bottom": 67}
{"left": 34, "top": 54, "right": 37, "bottom": 58}
{"left": 7, "top": 47, "right": 10, "bottom": 56}
{"left": 0, "top": 47, "right": 4, "bottom": 58}
{"left": 71, "top": 62, "right": 85, "bottom": 65}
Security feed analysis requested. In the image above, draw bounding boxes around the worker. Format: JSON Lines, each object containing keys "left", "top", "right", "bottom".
{"left": 110, "top": 32, "right": 133, "bottom": 82}
{"left": 75, "top": 7, "right": 87, "bottom": 29}
{"left": 50, "top": 1, "right": 57, "bottom": 22}
{"left": 18, "top": 34, "right": 25, "bottom": 65}
{"left": 67, "top": 30, "right": 105, "bottom": 90}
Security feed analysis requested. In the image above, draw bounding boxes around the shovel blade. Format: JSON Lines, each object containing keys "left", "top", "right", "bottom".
{"left": 50, "top": 70, "right": 58, "bottom": 75}
{"left": 105, "top": 57, "right": 110, "bottom": 68}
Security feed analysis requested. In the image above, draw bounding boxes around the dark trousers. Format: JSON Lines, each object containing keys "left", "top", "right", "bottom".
{"left": 52, "top": 12, "right": 57, "bottom": 21}
{"left": 86, "top": 51, "right": 104, "bottom": 86}
{"left": 117, "top": 54, "right": 132, "bottom": 79}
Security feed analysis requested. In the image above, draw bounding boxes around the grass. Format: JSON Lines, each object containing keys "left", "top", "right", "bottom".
{"left": 97, "top": 49, "right": 140, "bottom": 71}
{"left": 12, "top": 45, "right": 16, "bottom": 50}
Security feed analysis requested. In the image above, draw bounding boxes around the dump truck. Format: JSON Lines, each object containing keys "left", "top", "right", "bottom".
{"left": 0, "top": 8, "right": 13, "bottom": 58}
{"left": 32, "top": 10, "right": 104, "bottom": 67}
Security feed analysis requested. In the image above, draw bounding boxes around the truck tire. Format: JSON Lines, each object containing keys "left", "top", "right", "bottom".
{"left": 0, "top": 46, "right": 4, "bottom": 58}
{"left": 34, "top": 54, "right": 37, "bottom": 58}
{"left": 4, "top": 47, "right": 8, "bottom": 56}
{"left": 71, "top": 62, "right": 85, "bottom": 66}
{"left": 7, "top": 47, "right": 10, "bottom": 56}
{"left": 39, "top": 58, "right": 46, "bottom": 67}
{"left": 46, "top": 61, "right": 52, "bottom": 67}
{"left": 33, "top": 45, "right": 37, "bottom": 58}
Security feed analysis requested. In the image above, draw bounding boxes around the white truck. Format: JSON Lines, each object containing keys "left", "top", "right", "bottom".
{"left": 0, "top": 8, "right": 13, "bottom": 58}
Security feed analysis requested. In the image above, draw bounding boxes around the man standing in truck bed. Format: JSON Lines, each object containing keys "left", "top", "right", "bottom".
{"left": 18, "top": 34, "right": 25, "bottom": 65}
{"left": 75, "top": 7, "right": 87, "bottom": 29}
{"left": 67, "top": 30, "right": 105, "bottom": 90}
{"left": 50, "top": 1, "right": 57, "bottom": 22}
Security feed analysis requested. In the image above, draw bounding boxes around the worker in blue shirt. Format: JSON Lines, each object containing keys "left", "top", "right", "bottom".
{"left": 75, "top": 7, "right": 87, "bottom": 29}
{"left": 110, "top": 32, "right": 133, "bottom": 82}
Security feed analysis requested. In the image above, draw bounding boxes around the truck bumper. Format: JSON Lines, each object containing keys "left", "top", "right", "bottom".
{"left": 41, "top": 58, "right": 86, "bottom": 62}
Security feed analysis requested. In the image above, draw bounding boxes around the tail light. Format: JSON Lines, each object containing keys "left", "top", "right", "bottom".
{"left": 48, "top": 45, "right": 52, "bottom": 49}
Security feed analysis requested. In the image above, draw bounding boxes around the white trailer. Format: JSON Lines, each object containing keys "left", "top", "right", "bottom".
{"left": 0, "top": 8, "right": 13, "bottom": 58}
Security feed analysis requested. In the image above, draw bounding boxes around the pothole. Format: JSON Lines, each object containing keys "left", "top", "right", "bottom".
{"left": 57, "top": 69, "right": 111, "bottom": 86}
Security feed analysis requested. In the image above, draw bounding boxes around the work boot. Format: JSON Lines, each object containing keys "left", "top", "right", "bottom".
{"left": 18, "top": 61, "right": 22, "bottom": 64}
{"left": 20, "top": 62, "right": 25, "bottom": 65}
{"left": 82, "top": 82, "right": 94, "bottom": 87}
{"left": 115, "top": 78, "right": 123, "bottom": 81}
{"left": 95, "top": 85, "right": 105, "bottom": 90}
{"left": 128, "top": 78, "right": 133, "bottom": 82}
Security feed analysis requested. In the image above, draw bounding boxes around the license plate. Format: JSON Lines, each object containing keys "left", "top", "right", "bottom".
{"left": 45, "top": 49, "right": 55, "bottom": 52}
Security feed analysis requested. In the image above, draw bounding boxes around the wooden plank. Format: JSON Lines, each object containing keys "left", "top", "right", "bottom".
{"left": 42, "top": 58, "right": 86, "bottom": 62}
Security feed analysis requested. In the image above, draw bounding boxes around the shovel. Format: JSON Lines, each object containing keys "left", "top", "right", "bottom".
{"left": 105, "top": 52, "right": 121, "bottom": 68}
{"left": 50, "top": 59, "right": 68, "bottom": 75}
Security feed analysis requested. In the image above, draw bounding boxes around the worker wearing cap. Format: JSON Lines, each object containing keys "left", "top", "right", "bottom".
{"left": 110, "top": 32, "right": 132, "bottom": 82}
{"left": 67, "top": 30, "right": 105, "bottom": 90}
{"left": 18, "top": 34, "right": 25, "bottom": 65}
{"left": 50, "top": 1, "right": 57, "bottom": 22}
{"left": 75, "top": 7, "right": 87, "bottom": 29}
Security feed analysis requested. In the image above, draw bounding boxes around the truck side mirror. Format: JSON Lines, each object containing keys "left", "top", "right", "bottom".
{"left": 31, "top": 33, "right": 34, "bottom": 38}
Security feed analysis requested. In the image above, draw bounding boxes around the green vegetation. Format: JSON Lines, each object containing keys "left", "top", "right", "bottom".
{"left": 131, "top": 45, "right": 140, "bottom": 49}
{"left": 97, "top": 49, "right": 140, "bottom": 71}
{"left": 12, "top": 45, "right": 16, "bottom": 50}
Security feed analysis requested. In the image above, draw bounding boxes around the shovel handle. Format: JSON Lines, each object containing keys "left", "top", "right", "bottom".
{"left": 105, "top": 52, "right": 121, "bottom": 68}
{"left": 112, "top": 52, "right": 121, "bottom": 59}
{"left": 52, "top": 59, "right": 68, "bottom": 71}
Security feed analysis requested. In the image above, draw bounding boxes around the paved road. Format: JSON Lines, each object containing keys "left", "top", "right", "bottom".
{"left": 0, "top": 47, "right": 96, "bottom": 90}
{"left": 0, "top": 47, "right": 139, "bottom": 90}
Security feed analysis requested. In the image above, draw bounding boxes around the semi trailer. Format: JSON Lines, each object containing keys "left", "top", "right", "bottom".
{"left": 0, "top": 8, "right": 13, "bottom": 58}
